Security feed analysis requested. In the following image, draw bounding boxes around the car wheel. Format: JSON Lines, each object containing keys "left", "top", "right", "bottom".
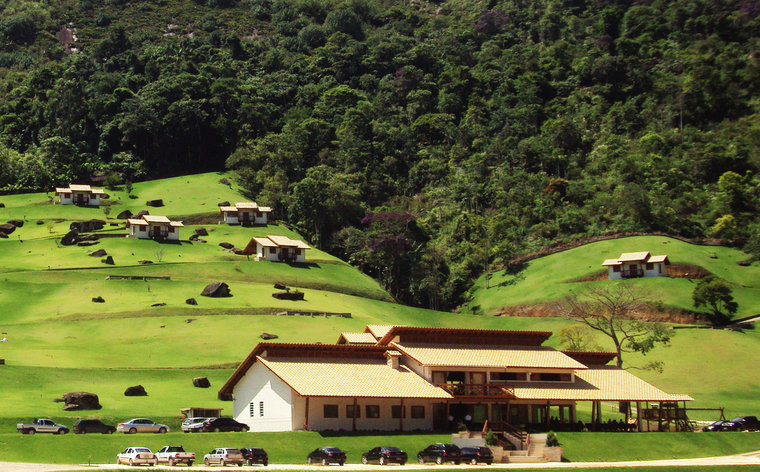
{"left": 221, "top": 459, "right": 227, "bottom": 467}
{"left": 129, "top": 427, "right": 137, "bottom": 434}
{"left": 339, "top": 461, "right": 344, "bottom": 466}
{"left": 400, "top": 462, "right": 406, "bottom": 466}
{"left": 57, "top": 429, "right": 66, "bottom": 435}
{"left": 486, "top": 462, "right": 492, "bottom": 466}
{"left": 322, "top": 458, "right": 328, "bottom": 466}
{"left": 129, "top": 459, "right": 135, "bottom": 466}
{"left": 470, "top": 459, "right": 478, "bottom": 465}
{"left": 188, "top": 462, "right": 193, "bottom": 467}
{"left": 453, "top": 461, "right": 460, "bottom": 465}
{"left": 263, "top": 461, "right": 268, "bottom": 467}
{"left": 205, "top": 459, "right": 210, "bottom": 466}
{"left": 436, "top": 456, "right": 443, "bottom": 465}
{"left": 418, "top": 456, "right": 425, "bottom": 464}
{"left": 159, "top": 427, "right": 167, "bottom": 434}
{"left": 361, "top": 456, "right": 368, "bottom": 465}
{"left": 28, "top": 429, "right": 35, "bottom": 435}
{"left": 379, "top": 457, "right": 386, "bottom": 465}
{"left": 107, "top": 429, "right": 114, "bottom": 434}
{"left": 168, "top": 459, "right": 175, "bottom": 466}
{"left": 214, "top": 427, "right": 221, "bottom": 432}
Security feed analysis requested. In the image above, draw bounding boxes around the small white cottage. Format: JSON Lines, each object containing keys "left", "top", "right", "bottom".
{"left": 602, "top": 251, "right": 669, "bottom": 280}
{"left": 220, "top": 202, "right": 272, "bottom": 225}
{"left": 241, "top": 235, "right": 310, "bottom": 262}
{"left": 55, "top": 184, "right": 106, "bottom": 206}
{"left": 126, "top": 215, "right": 184, "bottom": 240}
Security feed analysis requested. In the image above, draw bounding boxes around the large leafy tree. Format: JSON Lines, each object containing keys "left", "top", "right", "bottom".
{"left": 692, "top": 276, "right": 739, "bottom": 327}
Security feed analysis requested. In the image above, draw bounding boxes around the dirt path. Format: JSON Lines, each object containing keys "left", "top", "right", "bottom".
{"left": 3, "top": 451, "right": 760, "bottom": 471}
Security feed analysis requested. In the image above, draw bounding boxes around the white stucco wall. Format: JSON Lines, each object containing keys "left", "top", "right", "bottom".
{"left": 233, "top": 362, "right": 294, "bottom": 432}
{"left": 257, "top": 244, "right": 279, "bottom": 261}
{"left": 643, "top": 262, "right": 666, "bottom": 277}
{"left": 167, "top": 227, "right": 180, "bottom": 241}
{"left": 255, "top": 213, "right": 268, "bottom": 225}
{"left": 299, "top": 396, "right": 435, "bottom": 432}
{"left": 130, "top": 226, "right": 150, "bottom": 239}
{"left": 607, "top": 267, "right": 622, "bottom": 280}
{"left": 223, "top": 213, "right": 239, "bottom": 224}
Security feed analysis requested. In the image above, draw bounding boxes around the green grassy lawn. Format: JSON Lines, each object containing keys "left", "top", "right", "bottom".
{"left": 558, "top": 432, "right": 760, "bottom": 461}
{"left": 466, "top": 236, "right": 760, "bottom": 317}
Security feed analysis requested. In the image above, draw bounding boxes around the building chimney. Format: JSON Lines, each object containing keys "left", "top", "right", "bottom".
{"left": 385, "top": 350, "right": 402, "bottom": 370}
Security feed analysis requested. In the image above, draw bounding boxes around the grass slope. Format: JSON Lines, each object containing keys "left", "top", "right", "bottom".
{"left": 466, "top": 235, "right": 760, "bottom": 317}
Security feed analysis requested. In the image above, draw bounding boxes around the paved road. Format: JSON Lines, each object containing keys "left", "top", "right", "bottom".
{"left": 2, "top": 451, "right": 760, "bottom": 472}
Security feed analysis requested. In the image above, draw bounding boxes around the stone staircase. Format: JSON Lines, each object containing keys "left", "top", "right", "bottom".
{"left": 504, "top": 434, "right": 550, "bottom": 463}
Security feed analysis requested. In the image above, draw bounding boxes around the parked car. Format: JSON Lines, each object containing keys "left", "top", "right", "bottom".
{"left": 460, "top": 446, "right": 494, "bottom": 465}
{"left": 361, "top": 447, "right": 407, "bottom": 465}
{"left": 117, "top": 418, "right": 170, "bottom": 434}
{"left": 728, "top": 416, "right": 760, "bottom": 431}
{"left": 417, "top": 443, "right": 462, "bottom": 465}
{"left": 307, "top": 447, "right": 346, "bottom": 466}
{"left": 16, "top": 418, "right": 69, "bottom": 435}
{"left": 73, "top": 419, "right": 116, "bottom": 434}
{"left": 155, "top": 445, "right": 195, "bottom": 466}
{"left": 240, "top": 447, "right": 269, "bottom": 466}
{"left": 117, "top": 447, "right": 157, "bottom": 466}
{"left": 702, "top": 420, "right": 729, "bottom": 432}
{"left": 181, "top": 417, "right": 208, "bottom": 433}
{"left": 201, "top": 417, "right": 250, "bottom": 433}
{"left": 203, "top": 448, "right": 245, "bottom": 466}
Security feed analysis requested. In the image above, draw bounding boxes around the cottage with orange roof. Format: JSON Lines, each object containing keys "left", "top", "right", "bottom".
{"left": 241, "top": 235, "right": 310, "bottom": 262}
{"left": 55, "top": 184, "right": 106, "bottom": 206}
{"left": 219, "top": 326, "right": 691, "bottom": 435}
{"left": 602, "top": 251, "right": 670, "bottom": 280}
{"left": 219, "top": 202, "right": 272, "bottom": 225}
{"left": 126, "top": 214, "right": 184, "bottom": 240}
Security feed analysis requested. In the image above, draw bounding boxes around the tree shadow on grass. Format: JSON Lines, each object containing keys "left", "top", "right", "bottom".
{"left": 494, "top": 261, "right": 527, "bottom": 288}
{"left": 286, "top": 261, "right": 320, "bottom": 269}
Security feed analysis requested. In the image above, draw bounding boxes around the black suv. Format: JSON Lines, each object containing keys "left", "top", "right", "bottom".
{"left": 728, "top": 416, "right": 760, "bottom": 431}
{"left": 73, "top": 419, "right": 116, "bottom": 434}
{"left": 307, "top": 447, "right": 346, "bottom": 466}
{"left": 460, "top": 446, "right": 494, "bottom": 465}
{"left": 240, "top": 448, "right": 269, "bottom": 466}
{"left": 417, "top": 443, "right": 462, "bottom": 465}
{"left": 361, "top": 447, "right": 407, "bottom": 465}
{"left": 200, "top": 417, "right": 250, "bottom": 432}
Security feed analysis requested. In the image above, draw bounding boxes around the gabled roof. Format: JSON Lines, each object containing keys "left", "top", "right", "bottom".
{"left": 561, "top": 351, "right": 617, "bottom": 366}
{"left": 267, "top": 235, "right": 311, "bottom": 249}
{"left": 512, "top": 366, "right": 693, "bottom": 402}
{"left": 218, "top": 343, "right": 392, "bottom": 399}
{"left": 127, "top": 218, "right": 149, "bottom": 226}
{"left": 392, "top": 343, "right": 587, "bottom": 370}
{"left": 337, "top": 332, "right": 378, "bottom": 344}
{"left": 253, "top": 237, "right": 278, "bottom": 248}
{"left": 69, "top": 184, "right": 92, "bottom": 192}
{"left": 219, "top": 206, "right": 238, "bottom": 212}
{"left": 376, "top": 326, "right": 552, "bottom": 347}
{"left": 257, "top": 357, "right": 452, "bottom": 399}
{"left": 364, "top": 325, "right": 396, "bottom": 339}
{"left": 648, "top": 255, "right": 669, "bottom": 263}
{"left": 142, "top": 215, "right": 171, "bottom": 224}
{"left": 618, "top": 252, "right": 651, "bottom": 262}
{"left": 235, "top": 202, "right": 258, "bottom": 209}
{"left": 602, "top": 259, "right": 622, "bottom": 266}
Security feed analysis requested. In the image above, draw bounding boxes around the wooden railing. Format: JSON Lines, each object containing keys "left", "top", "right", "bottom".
{"left": 438, "top": 383, "right": 515, "bottom": 398}
{"left": 486, "top": 421, "right": 529, "bottom": 450}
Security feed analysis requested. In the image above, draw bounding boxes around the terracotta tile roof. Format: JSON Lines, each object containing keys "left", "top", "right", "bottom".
{"left": 364, "top": 325, "right": 396, "bottom": 339}
{"left": 337, "top": 332, "right": 378, "bottom": 344}
{"left": 648, "top": 255, "right": 669, "bottom": 263}
{"left": 55, "top": 187, "right": 72, "bottom": 194}
{"left": 602, "top": 258, "right": 622, "bottom": 266}
{"left": 253, "top": 237, "right": 278, "bottom": 248}
{"left": 392, "top": 343, "right": 587, "bottom": 370}
{"left": 618, "top": 252, "right": 651, "bottom": 262}
{"left": 69, "top": 184, "right": 92, "bottom": 192}
{"left": 219, "top": 206, "right": 237, "bottom": 212}
{"left": 267, "top": 235, "right": 311, "bottom": 249}
{"left": 258, "top": 357, "right": 452, "bottom": 399}
{"left": 377, "top": 326, "right": 551, "bottom": 347}
{"left": 127, "top": 218, "right": 148, "bottom": 226}
{"left": 511, "top": 366, "right": 692, "bottom": 402}
{"left": 169, "top": 221, "right": 184, "bottom": 227}
{"left": 235, "top": 202, "right": 258, "bottom": 209}
{"left": 142, "top": 215, "right": 172, "bottom": 224}
{"left": 259, "top": 206, "right": 273, "bottom": 212}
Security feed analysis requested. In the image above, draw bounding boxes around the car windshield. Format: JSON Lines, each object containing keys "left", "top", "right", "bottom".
{"left": 324, "top": 448, "right": 342, "bottom": 453}
{"left": 384, "top": 447, "right": 402, "bottom": 453}
{"left": 730, "top": 417, "right": 743, "bottom": 422}
{"left": 226, "top": 449, "right": 242, "bottom": 454}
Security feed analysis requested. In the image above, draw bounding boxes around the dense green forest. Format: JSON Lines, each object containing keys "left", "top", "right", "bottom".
{"left": 1, "top": 0, "right": 759, "bottom": 309}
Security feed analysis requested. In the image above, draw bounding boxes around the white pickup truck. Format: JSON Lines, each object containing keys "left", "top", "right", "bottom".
{"left": 155, "top": 445, "right": 195, "bottom": 466}
{"left": 16, "top": 418, "right": 69, "bottom": 435}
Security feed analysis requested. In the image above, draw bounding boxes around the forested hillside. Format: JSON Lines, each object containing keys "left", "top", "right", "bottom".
{"left": 1, "top": 0, "right": 759, "bottom": 309}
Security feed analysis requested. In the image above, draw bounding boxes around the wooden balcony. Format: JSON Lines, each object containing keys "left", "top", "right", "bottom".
{"left": 438, "top": 383, "right": 515, "bottom": 398}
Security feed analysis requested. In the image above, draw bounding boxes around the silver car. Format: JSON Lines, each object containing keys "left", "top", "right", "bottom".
{"left": 181, "top": 417, "right": 208, "bottom": 433}
{"left": 117, "top": 418, "right": 169, "bottom": 434}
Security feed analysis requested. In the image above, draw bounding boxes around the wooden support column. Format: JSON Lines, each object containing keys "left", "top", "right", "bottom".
{"left": 352, "top": 397, "right": 357, "bottom": 432}
{"left": 636, "top": 402, "right": 642, "bottom": 432}
{"left": 559, "top": 405, "right": 565, "bottom": 422}
{"left": 304, "top": 396, "right": 310, "bottom": 431}
{"left": 570, "top": 404, "right": 577, "bottom": 423}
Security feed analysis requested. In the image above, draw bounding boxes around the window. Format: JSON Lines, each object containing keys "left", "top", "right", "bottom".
{"left": 533, "top": 373, "right": 572, "bottom": 382}
{"left": 249, "top": 403, "right": 255, "bottom": 417}
{"left": 492, "top": 372, "right": 527, "bottom": 381}
{"left": 346, "top": 405, "right": 360, "bottom": 418}
{"left": 411, "top": 406, "right": 425, "bottom": 419}
{"left": 259, "top": 401, "right": 265, "bottom": 417}
{"left": 391, "top": 405, "right": 405, "bottom": 418}
{"left": 168, "top": 226, "right": 174, "bottom": 233}
{"left": 365, "top": 405, "right": 380, "bottom": 418}
{"left": 612, "top": 265, "right": 621, "bottom": 272}
{"left": 269, "top": 247, "right": 277, "bottom": 254}
{"left": 646, "top": 263, "right": 654, "bottom": 270}
{"left": 294, "top": 249, "right": 301, "bottom": 255}
{"left": 323, "top": 404, "right": 338, "bottom": 418}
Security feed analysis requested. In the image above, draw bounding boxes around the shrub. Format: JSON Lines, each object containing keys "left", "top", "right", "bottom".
{"left": 546, "top": 431, "right": 560, "bottom": 447}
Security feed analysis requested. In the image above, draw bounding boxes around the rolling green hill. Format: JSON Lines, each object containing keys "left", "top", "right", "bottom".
{"left": 1, "top": 175, "right": 759, "bottom": 464}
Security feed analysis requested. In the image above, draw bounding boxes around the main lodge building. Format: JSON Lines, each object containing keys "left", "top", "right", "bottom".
{"left": 219, "top": 326, "right": 691, "bottom": 433}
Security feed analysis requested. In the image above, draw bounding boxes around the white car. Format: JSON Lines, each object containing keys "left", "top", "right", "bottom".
{"left": 117, "top": 447, "right": 157, "bottom": 466}
{"left": 181, "top": 417, "right": 207, "bottom": 433}
{"left": 203, "top": 448, "right": 244, "bottom": 467}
